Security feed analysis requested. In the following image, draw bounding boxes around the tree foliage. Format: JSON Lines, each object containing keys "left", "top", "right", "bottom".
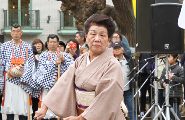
{"left": 58, "top": 0, "right": 135, "bottom": 47}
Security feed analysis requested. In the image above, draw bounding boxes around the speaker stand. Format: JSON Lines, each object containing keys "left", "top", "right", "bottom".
{"left": 153, "top": 54, "right": 180, "bottom": 120}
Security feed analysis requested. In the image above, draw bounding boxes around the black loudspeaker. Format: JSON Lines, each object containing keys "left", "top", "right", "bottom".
{"left": 0, "top": 35, "right": 4, "bottom": 43}
{"left": 150, "top": 3, "right": 184, "bottom": 54}
{"left": 136, "top": 0, "right": 155, "bottom": 53}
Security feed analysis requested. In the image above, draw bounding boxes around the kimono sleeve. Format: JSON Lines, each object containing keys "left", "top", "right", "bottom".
{"left": 81, "top": 60, "right": 124, "bottom": 120}
{"left": 60, "top": 52, "right": 74, "bottom": 74}
{"left": 35, "top": 53, "right": 58, "bottom": 90}
{"left": 0, "top": 46, "right": 4, "bottom": 94}
{"left": 42, "top": 62, "right": 77, "bottom": 118}
{"left": 20, "top": 46, "right": 35, "bottom": 84}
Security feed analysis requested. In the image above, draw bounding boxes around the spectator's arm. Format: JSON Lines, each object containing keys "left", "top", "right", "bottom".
{"left": 171, "top": 68, "right": 184, "bottom": 84}
{"left": 159, "top": 68, "right": 166, "bottom": 88}
{"left": 122, "top": 36, "right": 131, "bottom": 55}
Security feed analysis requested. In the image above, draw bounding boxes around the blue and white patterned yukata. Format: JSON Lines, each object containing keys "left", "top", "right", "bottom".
{"left": 0, "top": 40, "right": 40, "bottom": 116}
{"left": 0, "top": 46, "right": 4, "bottom": 95}
{"left": 35, "top": 51, "right": 74, "bottom": 119}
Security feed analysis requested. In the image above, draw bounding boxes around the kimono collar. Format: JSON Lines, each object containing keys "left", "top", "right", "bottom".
{"left": 48, "top": 51, "right": 58, "bottom": 61}
{"left": 86, "top": 48, "right": 113, "bottom": 66}
{"left": 75, "top": 48, "right": 114, "bottom": 89}
{"left": 38, "top": 51, "right": 43, "bottom": 55}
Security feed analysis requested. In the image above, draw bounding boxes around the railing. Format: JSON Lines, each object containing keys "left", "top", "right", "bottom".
{"left": 59, "top": 10, "right": 76, "bottom": 29}
{"left": 4, "top": 9, "right": 40, "bottom": 29}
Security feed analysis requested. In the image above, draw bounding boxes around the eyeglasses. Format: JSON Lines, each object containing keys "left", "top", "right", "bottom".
{"left": 112, "top": 36, "right": 119, "bottom": 39}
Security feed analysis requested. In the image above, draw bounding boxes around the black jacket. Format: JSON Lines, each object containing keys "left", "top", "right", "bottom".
{"left": 160, "top": 63, "right": 184, "bottom": 98}
{"left": 139, "top": 53, "right": 154, "bottom": 74}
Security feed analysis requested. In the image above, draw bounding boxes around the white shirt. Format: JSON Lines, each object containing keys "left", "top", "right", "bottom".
{"left": 116, "top": 56, "right": 130, "bottom": 91}
{"left": 79, "top": 43, "right": 86, "bottom": 49}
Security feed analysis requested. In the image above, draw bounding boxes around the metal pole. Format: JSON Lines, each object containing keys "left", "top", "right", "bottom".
{"left": 18, "top": 0, "right": 21, "bottom": 25}
{"left": 165, "top": 54, "right": 170, "bottom": 120}
{"left": 132, "top": 87, "right": 134, "bottom": 120}
{"left": 154, "top": 55, "right": 158, "bottom": 116}
{"left": 124, "top": 62, "right": 148, "bottom": 88}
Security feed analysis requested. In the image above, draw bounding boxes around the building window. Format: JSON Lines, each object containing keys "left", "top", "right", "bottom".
{"left": 8, "top": 0, "right": 31, "bottom": 26}
{"left": 64, "top": 10, "right": 75, "bottom": 27}
{"left": 58, "top": 10, "right": 77, "bottom": 35}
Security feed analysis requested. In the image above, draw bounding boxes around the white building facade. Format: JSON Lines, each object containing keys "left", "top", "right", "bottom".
{"left": 0, "top": 0, "right": 114, "bottom": 45}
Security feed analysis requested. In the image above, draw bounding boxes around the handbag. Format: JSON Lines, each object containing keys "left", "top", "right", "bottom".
{"left": 121, "top": 100, "right": 128, "bottom": 117}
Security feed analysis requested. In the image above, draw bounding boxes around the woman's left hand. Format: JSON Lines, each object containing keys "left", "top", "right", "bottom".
{"left": 63, "top": 115, "right": 85, "bottom": 120}
{"left": 65, "top": 44, "right": 71, "bottom": 53}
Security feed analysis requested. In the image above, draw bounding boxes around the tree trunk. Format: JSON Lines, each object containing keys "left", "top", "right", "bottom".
{"left": 112, "top": 0, "right": 135, "bottom": 47}
{"left": 58, "top": 0, "right": 135, "bottom": 47}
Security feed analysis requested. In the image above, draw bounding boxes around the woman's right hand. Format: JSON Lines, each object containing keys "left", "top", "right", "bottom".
{"left": 34, "top": 104, "right": 48, "bottom": 120}
{"left": 65, "top": 44, "right": 70, "bottom": 53}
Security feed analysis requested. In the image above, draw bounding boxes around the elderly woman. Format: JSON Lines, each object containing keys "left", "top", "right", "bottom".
{"left": 34, "top": 14, "right": 125, "bottom": 120}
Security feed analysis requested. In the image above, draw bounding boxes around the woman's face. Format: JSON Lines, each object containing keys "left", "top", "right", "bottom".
{"left": 112, "top": 33, "right": 121, "bottom": 43}
{"left": 168, "top": 55, "right": 176, "bottom": 65}
{"left": 86, "top": 25, "right": 110, "bottom": 56}
{"left": 34, "top": 42, "right": 42, "bottom": 53}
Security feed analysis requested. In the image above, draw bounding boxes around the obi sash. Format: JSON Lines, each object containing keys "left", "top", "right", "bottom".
{"left": 75, "top": 88, "right": 95, "bottom": 115}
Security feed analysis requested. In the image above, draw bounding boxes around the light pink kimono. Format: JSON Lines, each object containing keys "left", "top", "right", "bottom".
{"left": 43, "top": 48, "right": 126, "bottom": 120}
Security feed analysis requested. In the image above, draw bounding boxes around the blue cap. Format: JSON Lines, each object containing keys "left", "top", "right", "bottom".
{"left": 113, "top": 42, "right": 123, "bottom": 48}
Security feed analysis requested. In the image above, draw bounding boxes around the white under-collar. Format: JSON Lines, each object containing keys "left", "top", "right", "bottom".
{"left": 86, "top": 52, "right": 98, "bottom": 66}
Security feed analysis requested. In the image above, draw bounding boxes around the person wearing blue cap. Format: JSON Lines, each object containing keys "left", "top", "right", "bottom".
{"left": 113, "top": 42, "right": 137, "bottom": 120}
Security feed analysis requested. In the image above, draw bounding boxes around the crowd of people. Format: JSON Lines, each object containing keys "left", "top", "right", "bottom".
{"left": 0, "top": 13, "right": 185, "bottom": 120}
